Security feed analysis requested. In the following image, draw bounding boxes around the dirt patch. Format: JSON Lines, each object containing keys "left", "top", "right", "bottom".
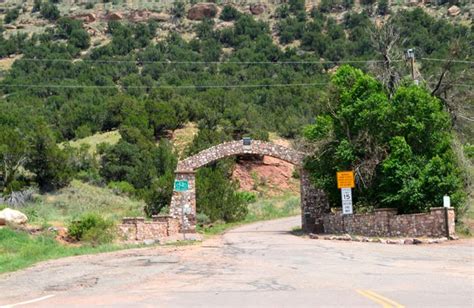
{"left": 0, "top": 55, "right": 21, "bottom": 71}
{"left": 171, "top": 122, "right": 199, "bottom": 158}
{"left": 232, "top": 156, "right": 299, "bottom": 196}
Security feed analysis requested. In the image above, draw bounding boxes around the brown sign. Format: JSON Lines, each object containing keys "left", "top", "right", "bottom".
{"left": 337, "top": 171, "right": 355, "bottom": 189}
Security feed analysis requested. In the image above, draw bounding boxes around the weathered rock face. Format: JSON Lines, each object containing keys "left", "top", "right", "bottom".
{"left": 72, "top": 13, "right": 96, "bottom": 23}
{"left": 0, "top": 208, "right": 28, "bottom": 225}
{"left": 106, "top": 12, "right": 123, "bottom": 21}
{"left": 448, "top": 5, "right": 461, "bottom": 17}
{"left": 249, "top": 4, "right": 266, "bottom": 15}
{"left": 187, "top": 3, "right": 218, "bottom": 20}
{"left": 149, "top": 12, "right": 170, "bottom": 22}
{"left": 128, "top": 10, "right": 149, "bottom": 22}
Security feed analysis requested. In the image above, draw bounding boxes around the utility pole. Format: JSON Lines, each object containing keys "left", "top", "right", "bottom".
{"left": 406, "top": 48, "right": 418, "bottom": 85}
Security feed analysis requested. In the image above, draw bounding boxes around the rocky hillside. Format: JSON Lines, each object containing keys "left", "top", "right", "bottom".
{"left": 0, "top": 1, "right": 472, "bottom": 48}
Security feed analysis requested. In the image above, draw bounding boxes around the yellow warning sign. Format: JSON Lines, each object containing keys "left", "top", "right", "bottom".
{"left": 337, "top": 171, "right": 355, "bottom": 189}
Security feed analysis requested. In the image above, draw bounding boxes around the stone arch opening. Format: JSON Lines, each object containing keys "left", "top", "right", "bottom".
{"left": 169, "top": 139, "right": 328, "bottom": 234}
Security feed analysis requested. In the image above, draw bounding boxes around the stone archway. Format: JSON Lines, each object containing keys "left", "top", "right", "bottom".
{"left": 169, "top": 139, "right": 328, "bottom": 234}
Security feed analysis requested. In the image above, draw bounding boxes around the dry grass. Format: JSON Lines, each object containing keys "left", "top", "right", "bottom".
{"left": 67, "top": 130, "right": 121, "bottom": 155}
{"left": 0, "top": 56, "right": 20, "bottom": 71}
{"left": 452, "top": 136, "right": 474, "bottom": 235}
{"left": 23, "top": 180, "right": 145, "bottom": 227}
{"left": 171, "top": 122, "right": 198, "bottom": 158}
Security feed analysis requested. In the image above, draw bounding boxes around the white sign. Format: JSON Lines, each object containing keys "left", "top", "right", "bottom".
{"left": 341, "top": 188, "right": 353, "bottom": 215}
{"left": 443, "top": 195, "right": 450, "bottom": 208}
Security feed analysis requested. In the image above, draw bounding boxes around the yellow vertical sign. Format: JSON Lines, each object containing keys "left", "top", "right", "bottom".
{"left": 337, "top": 171, "right": 355, "bottom": 189}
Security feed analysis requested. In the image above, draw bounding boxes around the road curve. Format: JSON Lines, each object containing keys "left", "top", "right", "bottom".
{"left": 1, "top": 216, "right": 473, "bottom": 307}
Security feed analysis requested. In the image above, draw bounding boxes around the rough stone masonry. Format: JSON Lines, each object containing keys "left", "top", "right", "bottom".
{"left": 118, "top": 139, "right": 456, "bottom": 242}
{"left": 170, "top": 139, "right": 329, "bottom": 234}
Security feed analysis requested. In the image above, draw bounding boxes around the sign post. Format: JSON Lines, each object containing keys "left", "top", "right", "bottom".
{"left": 337, "top": 171, "right": 355, "bottom": 215}
{"left": 341, "top": 188, "right": 353, "bottom": 215}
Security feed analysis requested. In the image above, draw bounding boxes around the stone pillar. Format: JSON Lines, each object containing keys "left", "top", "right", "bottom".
{"left": 300, "top": 169, "right": 329, "bottom": 233}
{"left": 430, "top": 207, "right": 456, "bottom": 238}
{"left": 169, "top": 171, "right": 197, "bottom": 233}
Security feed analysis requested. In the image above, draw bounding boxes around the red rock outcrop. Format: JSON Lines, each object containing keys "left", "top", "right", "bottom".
{"left": 187, "top": 3, "right": 218, "bottom": 20}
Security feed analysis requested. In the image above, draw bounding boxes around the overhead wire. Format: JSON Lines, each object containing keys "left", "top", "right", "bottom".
{"left": 0, "top": 81, "right": 472, "bottom": 89}
{"left": 0, "top": 57, "right": 472, "bottom": 89}
{"left": 0, "top": 82, "right": 330, "bottom": 89}
{"left": 421, "top": 58, "right": 474, "bottom": 64}
{"left": 13, "top": 58, "right": 404, "bottom": 64}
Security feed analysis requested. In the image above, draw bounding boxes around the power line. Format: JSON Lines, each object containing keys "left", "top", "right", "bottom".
{"left": 14, "top": 58, "right": 404, "bottom": 65}
{"left": 421, "top": 58, "right": 474, "bottom": 64}
{"left": 0, "top": 81, "right": 472, "bottom": 90}
{"left": 0, "top": 82, "right": 329, "bottom": 89}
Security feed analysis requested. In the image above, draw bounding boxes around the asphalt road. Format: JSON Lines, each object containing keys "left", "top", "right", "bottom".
{"left": 1, "top": 216, "right": 473, "bottom": 307}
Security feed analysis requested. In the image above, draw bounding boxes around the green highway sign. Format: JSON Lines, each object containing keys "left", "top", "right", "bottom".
{"left": 174, "top": 180, "right": 189, "bottom": 192}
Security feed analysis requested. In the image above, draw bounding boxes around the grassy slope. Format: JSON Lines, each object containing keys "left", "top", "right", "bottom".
{"left": 23, "top": 180, "right": 146, "bottom": 227}
{"left": 0, "top": 228, "right": 143, "bottom": 273}
{"left": 0, "top": 193, "right": 300, "bottom": 274}
{"left": 67, "top": 130, "right": 121, "bottom": 154}
{"left": 453, "top": 136, "right": 474, "bottom": 235}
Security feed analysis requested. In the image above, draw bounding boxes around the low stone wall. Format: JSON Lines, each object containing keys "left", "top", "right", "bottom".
{"left": 322, "top": 207, "right": 455, "bottom": 238}
{"left": 118, "top": 215, "right": 180, "bottom": 241}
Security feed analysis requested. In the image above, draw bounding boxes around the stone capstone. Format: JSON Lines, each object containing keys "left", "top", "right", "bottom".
{"left": 0, "top": 208, "right": 28, "bottom": 225}
{"left": 187, "top": 3, "right": 218, "bottom": 20}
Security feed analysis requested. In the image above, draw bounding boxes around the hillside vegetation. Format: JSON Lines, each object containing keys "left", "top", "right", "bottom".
{"left": 0, "top": 0, "right": 472, "bottom": 233}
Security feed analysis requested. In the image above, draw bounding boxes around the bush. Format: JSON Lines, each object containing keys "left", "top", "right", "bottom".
{"left": 68, "top": 213, "right": 115, "bottom": 245}
{"left": 220, "top": 5, "right": 240, "bottom": 21}
{"left": 32, "top": 0, "right": 41, "bottom": 13}
{"left": 69, "top": 28, "right": 90, "bottom": 49}
{"left": 4, "top": 7, "right": 20, "bottom": 24}
{"left": 40, "top": 3, "right": 60, "bottom": 21}
{"left": 27, "top": 126, "right": 72, "bottom": 192}
{"left": 196, "top": 212, "right": 211, "bottom": 226}
{"left": 377, "top": 0, "right": 390, "bottom": 15}
{"left": 304, "top": 66, "right": 465, "bottom": 214}
{"left": 464, "top": 144, "right": 474, "bottom": 161}
{"left": 107, "top": 181, "right": 135, "bottom": 196}
{"left": 237, "top": 191, "right": 257, "bottom": 204}
{"left": 196, "top": 166, "right": 248, "bottom": 223}
{"left": 171, "top": 2, "right": 185, "bottom": 19}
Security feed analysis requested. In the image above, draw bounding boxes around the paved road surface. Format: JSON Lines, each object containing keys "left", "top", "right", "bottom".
{"left": 1, "top": 216, "right": 473, "bottom": 307}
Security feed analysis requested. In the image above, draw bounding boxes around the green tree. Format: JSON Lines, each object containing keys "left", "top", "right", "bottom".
{"left": 26, "top": 126, "right": 72, "bottom": 192}
{"left": 377, "top": 0, "right": 390, "bottom": 15}
{"left": 40, "top": 3, "right": 60, "bottom": 21}
{"left": 0, "top": 127, "right": 29, "bottom": 193}
{"left": 196, "top": 166, "right": 248, "bottom": 222}
{"left": 4, "top": 7, "right": 20, "bottom": 24}
{"left": 220, "top": 5, "right": 240, "bottom": 21}
{"left": 303, "top": 66, "right": 464, "bottom": 213}
{"left": 171, "top": 2, "right": 185, "bottom": 19}
{"left": 32, "top": 0, "right": 42, "bottom": 13}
